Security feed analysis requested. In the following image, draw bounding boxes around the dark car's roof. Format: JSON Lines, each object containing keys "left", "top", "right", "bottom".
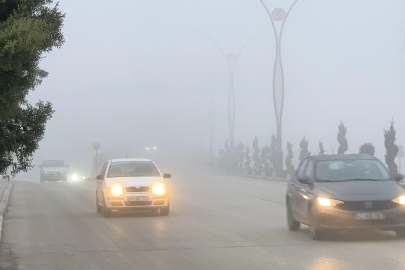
{"left": 307, "top": 154, "right": 376, "bottom": 162}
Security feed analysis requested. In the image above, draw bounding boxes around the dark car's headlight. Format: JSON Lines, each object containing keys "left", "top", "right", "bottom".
{"left": 317, "top": 197, "right": 343, "bottom": 207}
{"left": 392, "top": 195, "right": 405, "bottom": 205}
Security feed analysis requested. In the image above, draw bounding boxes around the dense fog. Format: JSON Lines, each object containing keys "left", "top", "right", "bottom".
{"left": 18, "top": 0, "right": 405, "bottom": 179}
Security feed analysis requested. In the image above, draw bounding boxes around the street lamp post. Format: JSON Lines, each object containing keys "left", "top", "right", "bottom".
{"left": 259, "top": 0, "right": 300, "bottom": 174}
{"left": 196, "top": 30, "right": 265, "bottom": 149}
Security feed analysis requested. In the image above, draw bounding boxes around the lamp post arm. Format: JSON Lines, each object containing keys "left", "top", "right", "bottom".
{"left": 194, "top": 31, "right": 232, "bottom": 77}
{"left": 279, "top": 0, "right": 300, "bottom": 45}
{"left": 258, "top": 0, "right": 278, "bottom": 47}
{"left": 233, "top": 28, "right": 268, "bottom": 69}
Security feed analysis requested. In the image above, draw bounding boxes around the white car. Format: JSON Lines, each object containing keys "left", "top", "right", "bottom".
{"left": 96, "top": 158, "right": 170, "bottom": 217}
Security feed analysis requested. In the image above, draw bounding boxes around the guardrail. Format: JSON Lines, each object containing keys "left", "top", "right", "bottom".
{"left": 198, "top": 157, "right": 290, "bottom": 182}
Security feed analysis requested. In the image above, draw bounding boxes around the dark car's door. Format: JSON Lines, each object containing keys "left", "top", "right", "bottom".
{"left": 295, "top": 160, "right": 314, "bottom": 220}
{"left": 289, "top": 159, "right": 308, "bottom": 218}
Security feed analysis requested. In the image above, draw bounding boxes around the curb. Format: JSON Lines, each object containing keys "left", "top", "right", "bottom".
{"left": 0, "top": 181, "right": 13, "bottom": 245}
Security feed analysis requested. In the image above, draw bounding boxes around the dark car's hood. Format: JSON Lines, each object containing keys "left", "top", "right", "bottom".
{"left": 314, "top": 180, "right": 403, "bottom": 201}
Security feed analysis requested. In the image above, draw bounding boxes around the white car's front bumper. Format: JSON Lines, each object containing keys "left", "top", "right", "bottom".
{"left": 105, "top": 192, "right": 168, "bottom": 211}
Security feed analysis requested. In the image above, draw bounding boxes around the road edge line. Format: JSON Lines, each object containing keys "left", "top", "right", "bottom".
{"left": 0, "top": 181, "right": 14, "bottom": 245}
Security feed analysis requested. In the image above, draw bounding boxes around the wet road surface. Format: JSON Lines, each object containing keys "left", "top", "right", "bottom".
{"left": 1, "top": 162, "right": 405, "bottom": 269}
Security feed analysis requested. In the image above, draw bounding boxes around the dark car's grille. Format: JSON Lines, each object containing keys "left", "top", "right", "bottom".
{"left": 125, "top": 201, "right": 152, "bottom": 206}
{"left": 126, "top": 186, "right": 149, "bottom": 192}
{"left": 336, "top": 200, "right": 399, "bottom": 211}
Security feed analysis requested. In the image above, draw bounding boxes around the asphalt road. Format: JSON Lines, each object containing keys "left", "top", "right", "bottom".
{"left": 2, "top": 161, "right": 405, "bottom": 270}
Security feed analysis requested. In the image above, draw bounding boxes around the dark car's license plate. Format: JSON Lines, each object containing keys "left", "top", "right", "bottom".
{"left": 355, "top": 213, "right": 385, "bottom": 220}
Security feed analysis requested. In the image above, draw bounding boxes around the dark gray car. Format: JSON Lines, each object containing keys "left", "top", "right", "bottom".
{"left": 286, "top": 154, "right": 405, "bottom": 240}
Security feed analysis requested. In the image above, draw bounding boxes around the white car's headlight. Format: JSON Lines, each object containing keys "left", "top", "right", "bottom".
{"left": 392, "top": 195, "right": 405, "bottom": 205}
{"left": 152, "top": 183, "right": 166, "bottom": 195}
{"left": 110, "top": 184, "right": 123, "bottom": 196}
{"left": 72, "top": 174, "right": 78, "bottom": 181}
{"left": 317, "top": 197, "right": 343, "bottom": 207}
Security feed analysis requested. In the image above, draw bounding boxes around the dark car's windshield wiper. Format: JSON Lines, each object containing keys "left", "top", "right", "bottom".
{"left": 317, "top": 178, "right": 388, "bottom": 183}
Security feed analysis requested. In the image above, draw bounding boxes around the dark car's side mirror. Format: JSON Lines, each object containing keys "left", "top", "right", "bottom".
{"left": 394, "top": 173, "right": 404, "bottom": 182}
{"left": 96, "top": 175, "right": 103, "bottom": 180}
{"left": 163, "top": 173, "right": 171, "bottom": 179}
{"left": 298, "top": 176, "right": 310, "bottom": 185}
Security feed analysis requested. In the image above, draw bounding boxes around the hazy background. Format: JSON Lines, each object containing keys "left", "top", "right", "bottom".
{"left": 18, "top": 0, "right": 405, "bottom": 179}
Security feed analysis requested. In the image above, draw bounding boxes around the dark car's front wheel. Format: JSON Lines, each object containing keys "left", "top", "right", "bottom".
{"left": 309, "top": 207, "right": 325, "bottom": 240}
{"left": 286, "top": 202, "right": 300, "bottom": 231}
{"left": 395, "top": 227, "right": 405, "bottom": 238}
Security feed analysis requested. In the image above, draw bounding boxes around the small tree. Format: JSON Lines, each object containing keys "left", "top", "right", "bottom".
{"left": 244, "top": 146, "right": 251, "bottom": 173}
{"left": 359, "top": 143, "right": 375, "bottom": 156}
{"left": 285, "top": 142, "right": 294, "bottom": 173}
{"left": 319, "top": 141, "right": 325, "bottom": 155}
{"left": 270, "top": 134, "right": 277, "bottom": 153}
{"left": 252, "top": 137, "right": 262, "bottom": 172}
{"left": 236, "top": 143, "right": 244, "bottom": 171}
{"left": 384, "top": 121, "right": 399, "bottom": 176}
{"left": 261, "top": 146, "right": 272, "bottom": 176}
{"left": 337, "top": 122, "right": 348, "bottom": 154}
{"left": 299, "top": 137, "right": 311, "bottom": 161}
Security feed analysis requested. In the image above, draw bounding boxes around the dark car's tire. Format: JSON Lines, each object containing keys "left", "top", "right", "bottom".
{"left": 309, "top": 207, "right": 324, "bottom": 240}
{"left": 101, "top": 194, "right": 111, "bottom": 217}
{"left": 287, "top": 202, "right": 300, "bottom": 231}
{"left": 96, "top": 193, "right": 102, "bottom": 214}
{"left": 395, "top": 227, "right": 405, "bottom": 238}
{"left": 160, "top": 202, "right": 170, "bottom": 216}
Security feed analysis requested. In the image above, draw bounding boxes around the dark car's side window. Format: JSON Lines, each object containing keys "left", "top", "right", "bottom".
{"left": 297, "top": 159, "right": 308, "bottom": 177}
{"left": 304, "top": 160, "right": 314, "bottom": 178}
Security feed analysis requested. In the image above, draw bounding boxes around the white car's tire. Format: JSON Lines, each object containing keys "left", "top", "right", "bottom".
{"left": 101, "top": 194, "right": 111, "bottom": 217}
{"left": 96, "top": 193, "right": 102, "bottom": 214}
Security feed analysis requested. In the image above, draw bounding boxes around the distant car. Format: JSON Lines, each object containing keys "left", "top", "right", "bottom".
{"left": 95, "top": 158, "right": 171, "bottom": 217}
{"left": 286, "top": 154, "right": 405, "bottom": 240}
{"left": 40, "top": 160, "right": 68, "bottom": 182}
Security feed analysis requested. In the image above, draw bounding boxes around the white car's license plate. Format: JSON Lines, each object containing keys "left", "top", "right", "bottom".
{"left": 355, "top": 213, "right": 385, "bottom": 220}
{"left": 127, "top": 196, "right": 149, "bottom": 201}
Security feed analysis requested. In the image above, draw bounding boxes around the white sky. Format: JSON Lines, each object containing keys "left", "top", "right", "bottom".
{"left": 22, "top": 0, "right": 405, "bottom": 176}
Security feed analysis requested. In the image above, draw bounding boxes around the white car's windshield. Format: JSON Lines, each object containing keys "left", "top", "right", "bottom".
{"left": 107, "top": 161, "right": 160, "bottom": 178}
{"left": 42, "top": 160, "right": 64, "bottom": 167}
{"left": 316, "top": 159, "right": 390, "bottom": 181}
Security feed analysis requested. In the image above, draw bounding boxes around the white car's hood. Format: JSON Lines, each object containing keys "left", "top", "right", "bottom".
{"left": 104, "top": 176, "right": 165, "bottom": 188}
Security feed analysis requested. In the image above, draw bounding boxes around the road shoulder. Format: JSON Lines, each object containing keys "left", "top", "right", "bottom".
{"left": 0, "top": 181, "right": 13, "bottom": 245}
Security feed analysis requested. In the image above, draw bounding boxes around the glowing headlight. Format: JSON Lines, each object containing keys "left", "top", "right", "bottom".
{"left": 72, "top": 174, "right": 78, "bottom": 181}
{"left": 392, "top": 195, "right": 405, "bottom": 205}
{"left": 317, "top": 197, "right": 343, "bottom": 207}
{"left": 152, "top": 183, "right": 166, "bottom": 195}
{"left": 110, "top": 184, "right": 123, "bottom": 196}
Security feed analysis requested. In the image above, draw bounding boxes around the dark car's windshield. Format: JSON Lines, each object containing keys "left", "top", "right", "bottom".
{"left": 42, "top": 160, "right": 64, "bottom": 167}
{"left": 107, "top": 161, "right": 160, "bottom": 178}
{"left": 316, "top": 159, "right": 390, "bottom": 182}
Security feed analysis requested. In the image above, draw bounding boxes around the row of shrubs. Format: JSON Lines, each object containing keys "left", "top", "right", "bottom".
{"left": 217, "top": 121, "right": 401, "bottom": 178}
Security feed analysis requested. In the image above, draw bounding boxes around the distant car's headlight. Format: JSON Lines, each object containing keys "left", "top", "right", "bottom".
{"left": 72, "top": 174, "right": 78, "bottom": 181}
{"left": 61, "top": 171, "right": 65, "bottom": 174}
{"left": 44, "top": 171, "right": 49, "bottom": 174}
{"left": 392, "top": 195, "right": 405, "bottom": 205}
{"left": 152, "top": 183, "right": 166, "bottom": 195}
{"left": 110, "top": 184, "right": 123, "bottom": 196}
{"left": 317, "top": 197, "right": 343, "bottom": 207}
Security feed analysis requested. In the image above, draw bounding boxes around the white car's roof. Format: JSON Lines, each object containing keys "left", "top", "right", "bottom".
{"left": 110, "top": 158, "right": 151, "bottom": 163}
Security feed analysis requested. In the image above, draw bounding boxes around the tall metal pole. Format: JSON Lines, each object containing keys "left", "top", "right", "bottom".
{"left": 259, "top": 0, "right": 300, "bottom": 173}
{"left": 196, "top": 29, "right": 266, "bottom": 149}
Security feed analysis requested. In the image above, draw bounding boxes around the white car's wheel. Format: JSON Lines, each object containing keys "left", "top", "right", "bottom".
{"left": 101, "top": 193, "right": 111, "bottom": 217}
{"left": 96, "top": 193, "right": 102, "bottom": 214}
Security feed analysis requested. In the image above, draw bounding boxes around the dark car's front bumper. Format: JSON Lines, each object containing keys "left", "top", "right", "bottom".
{"left": 315, "top": 204, "right": 405, "bottom": 230}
